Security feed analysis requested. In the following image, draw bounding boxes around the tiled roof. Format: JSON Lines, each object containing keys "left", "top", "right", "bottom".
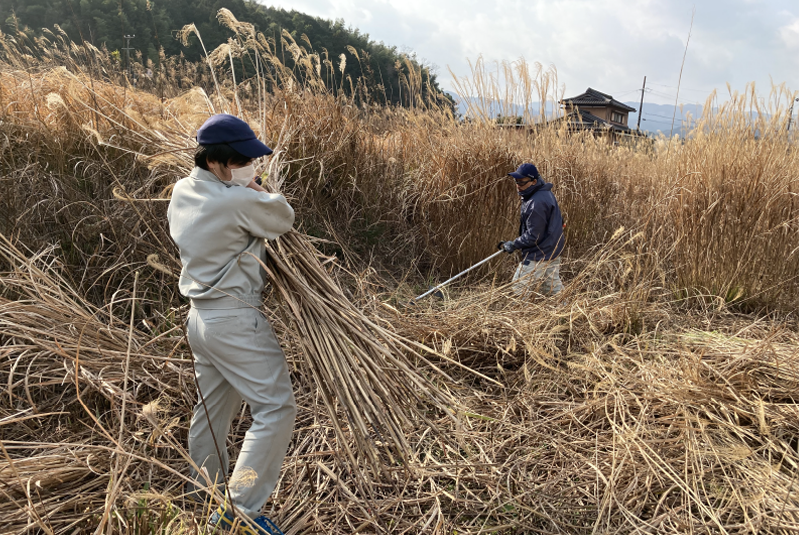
{"left": 560, "top": 88, "right": 636, "bottom": 112}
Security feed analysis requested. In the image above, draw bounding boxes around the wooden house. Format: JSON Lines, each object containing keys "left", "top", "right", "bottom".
{"left": 558, "top": 88, "right": 639, "bottom": 139}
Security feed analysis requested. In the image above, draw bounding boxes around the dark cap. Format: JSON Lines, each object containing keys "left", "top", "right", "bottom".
{"left": 196, "top": 114, "right": 273, "bottom": 158}
{"left": 508, "top": 163, "right": 540, "bottom": 181}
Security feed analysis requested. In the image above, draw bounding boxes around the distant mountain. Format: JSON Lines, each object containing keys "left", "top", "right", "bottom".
{"left": 448, "top": 92, "right": 703, "bottom": 136}
{"left": 626, "top": 102, "right": 704, "bottom": 137}
{"left": 448, "top": 93, "right": 556, "bottom": 121}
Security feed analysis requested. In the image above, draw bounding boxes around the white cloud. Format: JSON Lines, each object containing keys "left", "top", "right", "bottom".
{"left": 781, "top": 18, "right": 799, "bottom": 49}
{"left": 259, "top": 0, "right": 799, "bottom": 105}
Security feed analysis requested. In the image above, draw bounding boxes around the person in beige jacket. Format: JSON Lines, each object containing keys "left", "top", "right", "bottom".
{"left": 167, "top": 114, "right": 294, "bottom": 535}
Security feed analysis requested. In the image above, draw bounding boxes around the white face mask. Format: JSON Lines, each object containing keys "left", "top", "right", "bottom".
{"left": 228, "top": 164, "right": 255, "bottom": 187}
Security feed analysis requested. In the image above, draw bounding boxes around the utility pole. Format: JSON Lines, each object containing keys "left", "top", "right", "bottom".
{"left": 788, "top": 96, "right": 799, "bottom": 132}
{"left": 636, "top": 75, "right": 647, "bottom": 131}
{"left": 123, "top": 34, "right": 135, "bottom": 82}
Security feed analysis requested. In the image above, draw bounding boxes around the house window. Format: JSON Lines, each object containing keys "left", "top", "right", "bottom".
{"left": 611, "top": 111, "right": 625, "bottom": 124}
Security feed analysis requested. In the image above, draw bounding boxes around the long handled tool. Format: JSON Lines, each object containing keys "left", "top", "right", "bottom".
{"left": 412, "top": 250, "right": 504, "bottom": 302}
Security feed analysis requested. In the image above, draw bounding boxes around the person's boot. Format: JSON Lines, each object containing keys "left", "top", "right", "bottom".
{"left": 207, "top": 504, "right": 235, "bottom": 531}
{"left": 248, "top": 515, "right": 284, "bottom": 535}
{"left": 208, "top": 504, "right": 285, "bottom": 535}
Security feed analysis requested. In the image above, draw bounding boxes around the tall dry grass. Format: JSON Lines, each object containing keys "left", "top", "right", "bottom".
{"left": 1, "top": 9, "right": 799, "bottom": 534}
{"left": 4, "top": 20, "right": 799, "bottom": 308}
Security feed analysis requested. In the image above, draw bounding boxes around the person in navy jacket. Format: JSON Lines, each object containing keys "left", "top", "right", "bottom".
{"left": 498, "top": 163, "right": 565, "bottom": 296}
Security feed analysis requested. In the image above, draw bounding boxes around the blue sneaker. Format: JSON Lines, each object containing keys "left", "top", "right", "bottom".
{"left": 208, "top": 505, "right": 284, "bottom": 535}
{"left": 249, "top": 516, "right": 284, "bottom": 535}
{"left": 207, "top": 505, "right": 236, "bottom": 531}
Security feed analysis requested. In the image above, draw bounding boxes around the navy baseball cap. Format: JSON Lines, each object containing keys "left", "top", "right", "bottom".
{"left": 508, "top": 163, "right": 540, "bottom": 181}
{"left": 196, "top": 114, "right": 273, "bottom": 158}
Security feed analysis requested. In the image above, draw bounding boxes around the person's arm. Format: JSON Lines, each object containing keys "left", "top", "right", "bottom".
{"left": 511, "top": 201, "right": 548, "bottom": 250}
{"left": 243, "top": 190, "right": 295, "bottom": 240}
{"left": 246, "top": 179, "right": 267, "bottom": 193}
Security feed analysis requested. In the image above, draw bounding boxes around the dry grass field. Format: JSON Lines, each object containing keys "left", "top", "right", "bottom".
{"left": 1, "top": 12, "right": 799, "bottom": 534}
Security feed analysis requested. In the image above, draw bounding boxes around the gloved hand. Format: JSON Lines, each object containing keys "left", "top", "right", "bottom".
{"left": 497, "top": 241, "right": 515, "bottom": 253}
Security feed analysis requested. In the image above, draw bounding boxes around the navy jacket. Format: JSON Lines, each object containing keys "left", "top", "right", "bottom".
{"left": 511, "top": 181, "right": 565, "bottom": 262}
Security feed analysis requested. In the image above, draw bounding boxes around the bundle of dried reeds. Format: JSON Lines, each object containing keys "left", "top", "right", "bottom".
{"left": 260, "top": 229, "right": 458, "bottom": 477}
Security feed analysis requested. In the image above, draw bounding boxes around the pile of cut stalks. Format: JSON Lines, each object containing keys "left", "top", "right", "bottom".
{"left": 4, "top": 227, "right": 799, "bottom": 534}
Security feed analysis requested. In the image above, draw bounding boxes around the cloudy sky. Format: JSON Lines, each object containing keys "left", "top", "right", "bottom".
{"left": 263, "top": 0, "right": 799, "bottom": 107}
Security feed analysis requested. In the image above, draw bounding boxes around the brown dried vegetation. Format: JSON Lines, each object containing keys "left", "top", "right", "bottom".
{"left": 1, "top": 14, "right": 799, "bottom": 535}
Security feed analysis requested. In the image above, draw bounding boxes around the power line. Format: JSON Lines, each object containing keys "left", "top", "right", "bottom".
{"left": 610, "top": 88, "right": 643, "bottom": 98}
{"left": 646, "top": 88, "right": 677, "bottom": 100}
{"left": 648, "top": 81, "right": 711, "bottom": 94}
{"left": 646, "top": 112, "right": 688, "bottom": 121}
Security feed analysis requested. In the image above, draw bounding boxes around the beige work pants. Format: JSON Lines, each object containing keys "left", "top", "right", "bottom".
{"left": 512, "top": 257, "right": 564, "bottom": 297}
{"left": 186, "top": 296, "right": 296, "bottom": 519}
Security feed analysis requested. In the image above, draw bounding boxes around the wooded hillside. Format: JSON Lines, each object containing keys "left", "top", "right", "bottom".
{"left": 0, "top": 0, "right": 445, "bottom": 105}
